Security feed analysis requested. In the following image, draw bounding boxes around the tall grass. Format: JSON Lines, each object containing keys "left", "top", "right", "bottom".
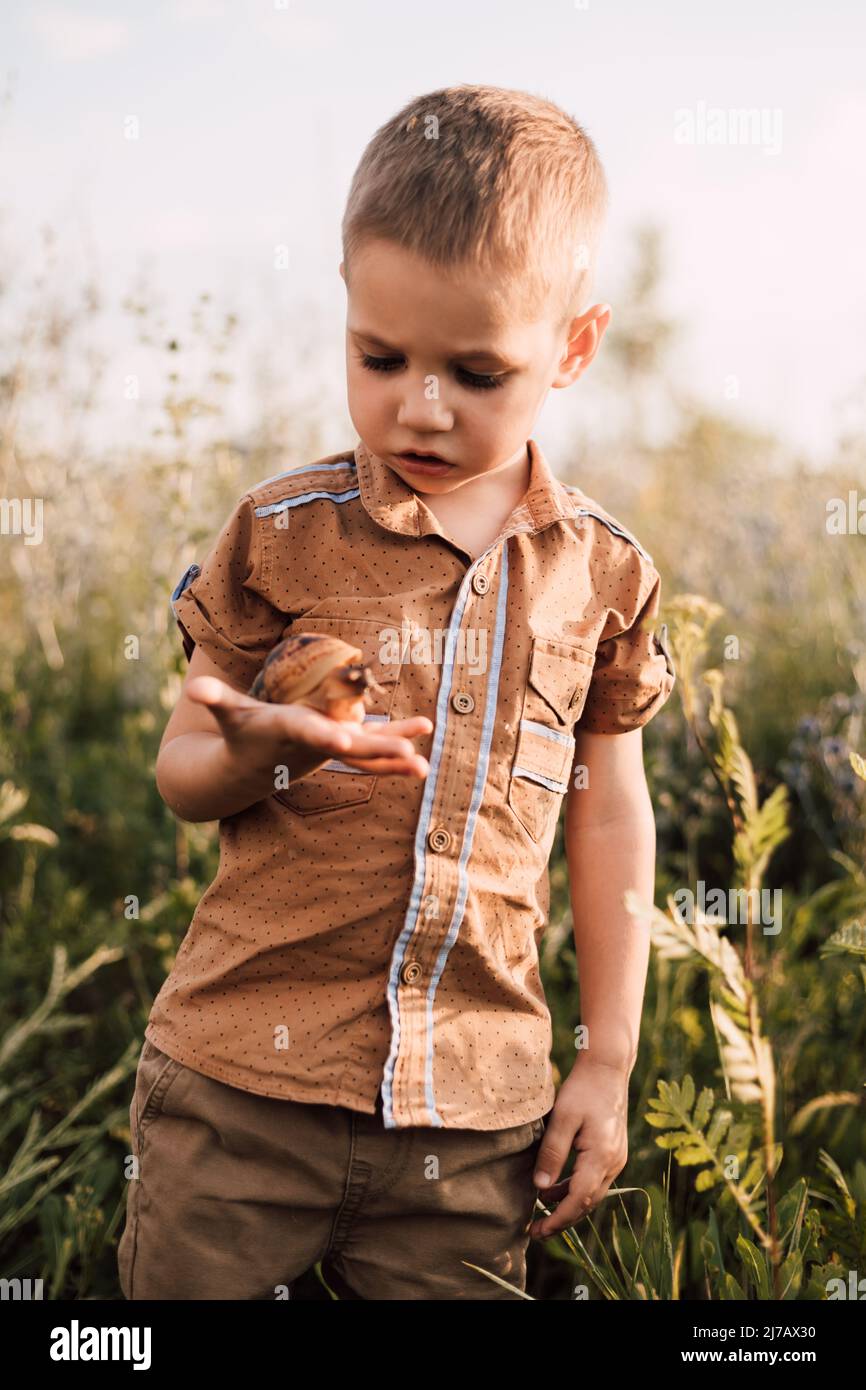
{"left": 1, "top": 228, "right": 864, "bottom": 1298}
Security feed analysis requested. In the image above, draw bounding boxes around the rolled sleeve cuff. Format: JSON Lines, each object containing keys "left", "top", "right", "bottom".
{"left": 577, "top": 618, "right": 677, "bottom": 734}
{"left": 170, "top": 564, "right": 281, "bottom": 690}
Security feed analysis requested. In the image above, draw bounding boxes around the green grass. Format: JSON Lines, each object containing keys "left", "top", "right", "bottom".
{"left": 1, "top": 233, "right": 864, "bottom": 1299}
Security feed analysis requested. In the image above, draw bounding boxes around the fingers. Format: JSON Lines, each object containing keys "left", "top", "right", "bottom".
{"left": 380, "top": 716, "right": 434, "bottom": 737}
{"left": 317, "top": 714, "right": 433, "bottom": 765}
{"left": 530, "top": 1110, "right": 609, "bottom": 1239}
{"left": 335, "top": 716, "right": 433, "bottom": 773}
{"left": 335, "top": 754, "right": 430, "bottom": 777}
{"left": 186, "top": 679, "right": 434, "bottom": 767}
{"left": 532, "top": 1117, "right": 572, "bottom": 1192}
{"left": 529, "top": 1162, "right": 612, "bottom": 1239}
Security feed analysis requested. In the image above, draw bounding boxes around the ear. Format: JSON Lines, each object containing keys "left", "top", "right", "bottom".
{"left": 550, "top": 303, "right": 611, "bottom": 389}
{"left": 338, "top": 260, "right": 346, "bottom": 283}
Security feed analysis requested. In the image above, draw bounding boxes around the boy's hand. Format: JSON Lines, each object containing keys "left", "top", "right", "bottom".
{"left": 529, "top": 1054, "right": 630, "bottom": 1240}
{"left": 187, "top": 675, "right": 432, "bottom": 780}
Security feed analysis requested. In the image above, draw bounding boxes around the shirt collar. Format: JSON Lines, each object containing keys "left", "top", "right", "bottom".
{"left": 353, "top": 436, "right": 578, "bottom": 544}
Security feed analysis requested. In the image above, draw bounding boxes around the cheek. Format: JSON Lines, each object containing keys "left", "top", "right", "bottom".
{"left": 502, "top": 375, "right": 548, "bottom": 427}
{"left": 346, "top": 365, "right": 378, "bottom": 415}
{"left": 463, "top": 384, "right": 530, "bottom": 432}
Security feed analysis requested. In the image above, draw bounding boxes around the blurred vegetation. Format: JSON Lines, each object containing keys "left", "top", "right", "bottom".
{"left": 1, "top": 224, "right": 864, "bottom": 1299}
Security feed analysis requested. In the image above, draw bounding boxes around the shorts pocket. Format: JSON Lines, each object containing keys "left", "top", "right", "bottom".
{"left": 270, "top": 616, "right": 402, "bottom": 815}
{"left": 134, "top": 1039, "right": 186, "bottom": 1143}
{"left": 120, "top": 1039, "right": 184, "bottom": 1300}
{"left": 508, "top": 637, "right": 595, "bottom": 843}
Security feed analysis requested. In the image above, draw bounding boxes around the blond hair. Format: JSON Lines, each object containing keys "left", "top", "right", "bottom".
{"left": 341, "top": 83, "right": 609, "bottom": 328}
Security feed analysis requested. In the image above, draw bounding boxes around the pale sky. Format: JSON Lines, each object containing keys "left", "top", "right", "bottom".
{"left": 1, "top": 0, "right": 864, "bottom": 467}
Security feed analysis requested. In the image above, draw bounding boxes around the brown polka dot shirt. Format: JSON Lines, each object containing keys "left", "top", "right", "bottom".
{"left": 146, "top": 437, "right": 676, "bottom": 1130}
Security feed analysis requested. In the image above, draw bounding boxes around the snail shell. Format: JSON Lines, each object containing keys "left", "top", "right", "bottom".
{"left": 248, "top": 633, "right": 385, "bottom": 722}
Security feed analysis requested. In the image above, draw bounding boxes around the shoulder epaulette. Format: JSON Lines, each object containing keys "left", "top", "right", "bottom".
{"left": 559, "top": 483, "right": 653, "bottom": 565}
{"left": 248, "top": 452, "right": 359, "bottom": 519}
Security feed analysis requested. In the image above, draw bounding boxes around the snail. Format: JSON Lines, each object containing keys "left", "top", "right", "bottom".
{"left": 248, "top": 633, "right": 386, "bottom": 723}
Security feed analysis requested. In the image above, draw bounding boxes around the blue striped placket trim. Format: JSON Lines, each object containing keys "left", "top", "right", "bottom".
{"left": 573, "top": 507, "right": 653, "bottom": 564}
{"left": 254, "top": 488, "right": 360, "bottom": 518}
{"left": 253, "top": 459, "right": 357, "bottom": 490}
{"left": 380, "top": 543, "right": 509, "bottom": 1128}
{"left": 519, "top": 718, "right": 575, "bottom": 746}
{"left": 423, "top": 545, "right": 509, "bottom": 1125}
{"left": 513, "top": 766, "right": 570, "bottom": 794}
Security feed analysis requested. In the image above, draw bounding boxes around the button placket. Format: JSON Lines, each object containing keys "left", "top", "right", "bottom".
{"left": 384, "top": 541, "right": 509, "bottom": 1128}
{"left": 399, "top": 960, "right": 423, "bottom": 986}
{"left": 412, "top": 565, "right": 493, "bottom": 1117}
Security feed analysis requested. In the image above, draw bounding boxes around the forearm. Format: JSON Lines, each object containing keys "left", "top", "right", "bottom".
{"left": 155, "top": 731, "right": 328, "bottom": 823}
{"left": 565, "top": 798, "right": 657, "bottom": 1075}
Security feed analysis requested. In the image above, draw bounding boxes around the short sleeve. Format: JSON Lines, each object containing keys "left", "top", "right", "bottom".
{"left": 576, "top": 563, "right": 676, "bottom": 734}
{"left": 169, "top": 493, "right": 287, "bottom": 689}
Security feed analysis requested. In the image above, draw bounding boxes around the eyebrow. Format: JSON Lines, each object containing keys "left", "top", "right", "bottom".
{"left": 350, "top": 328, "right": 515, "bottom": 369}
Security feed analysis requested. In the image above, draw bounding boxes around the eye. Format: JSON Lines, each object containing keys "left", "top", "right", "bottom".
{"left": 358, "top": 352, "right": 507, "bottom": 390}
{"left": 359, "top": 352, "right": 403, "bottom": 373}
{"left": 457, "top": 368, "right": 507, "bottom": 391}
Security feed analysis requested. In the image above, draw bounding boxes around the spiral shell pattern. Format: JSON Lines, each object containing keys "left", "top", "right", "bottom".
{"left": 248, "top": 633, "right": 383, "bottom": 721}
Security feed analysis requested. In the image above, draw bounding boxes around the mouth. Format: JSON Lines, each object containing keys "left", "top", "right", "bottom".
{"left": 394, "top": 450, "right": 455, "bottom": 475}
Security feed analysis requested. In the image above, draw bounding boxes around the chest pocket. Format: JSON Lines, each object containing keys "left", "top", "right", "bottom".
{"left": 271, "top": 615, "right": 402, "bottom": 816}
{"left": 508, "top": 637, "right": 596, "bottom": 843}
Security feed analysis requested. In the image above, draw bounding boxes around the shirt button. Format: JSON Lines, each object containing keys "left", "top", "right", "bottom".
{"left": 427, "top": 827, "right": 452, "bottom": 853}
{"left": 400, "top": 960, "right": 423, "bottom": 986}
{"left": 451, "top": 691, "right": 475, "bottom": 714}
{"left": 472, "top": 572, "right": 490, "bottom": 594}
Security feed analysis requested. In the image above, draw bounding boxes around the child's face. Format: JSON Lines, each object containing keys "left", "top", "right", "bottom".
{"left": 340, "top": 238, "right": 609, "bottom": 494}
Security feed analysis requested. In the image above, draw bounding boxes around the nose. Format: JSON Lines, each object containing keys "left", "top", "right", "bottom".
{"left": 396, "top": 375, "right": 454, "bottom": 432}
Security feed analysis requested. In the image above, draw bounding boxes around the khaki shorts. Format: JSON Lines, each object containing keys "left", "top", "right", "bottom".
{"left": 118, "top": 1039, "right": 548, "bottom": 1301}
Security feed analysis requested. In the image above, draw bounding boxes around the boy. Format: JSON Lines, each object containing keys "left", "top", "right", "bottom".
{"left": 118, "top": 84, "right": 675, "bottom": 1301}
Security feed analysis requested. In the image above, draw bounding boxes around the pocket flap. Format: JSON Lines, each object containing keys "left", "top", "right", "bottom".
{"left": 527, "top": 638, "right": 596, "bottom": 724}
{"left": 515, "top": 721, "right": 574, "bottom": 786}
